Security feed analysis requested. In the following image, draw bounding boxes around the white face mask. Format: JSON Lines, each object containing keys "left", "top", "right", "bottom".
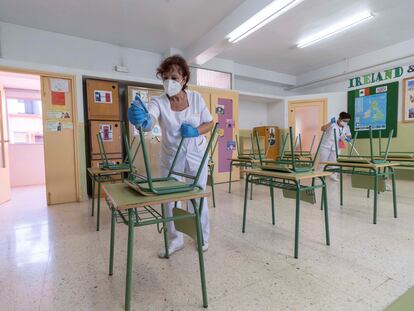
{"left": 340, "top": 121, "right": 347, "bottom": 127}
{"left": 163, "top": 79, "right": 182, "bottom": 97}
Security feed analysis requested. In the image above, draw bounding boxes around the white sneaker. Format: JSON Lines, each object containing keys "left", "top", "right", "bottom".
{"left": 196, "top": 242, "right": 209, "bottom": 252}
{"left": 330, "top": 174, "right": 339, "bottom": 182}
{"left": 385, "top": 184, "right": 392, "bottom": 191}
{"left": 158, "top": 242, "right": 184, "bottom": 258}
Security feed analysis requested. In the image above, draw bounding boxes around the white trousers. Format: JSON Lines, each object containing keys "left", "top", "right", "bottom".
{"left": 160, "top": 158, "right": 209, "bottom": 246}
{"left": 318, "top": 146, "right": 337, "bottom": 171}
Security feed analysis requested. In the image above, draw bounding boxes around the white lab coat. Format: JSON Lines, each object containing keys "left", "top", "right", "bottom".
{"left": 319, "top": 122, "right": 351, "bottom": 170}
{"left": 148, "top": 90, "right": 213, "bottom": 245}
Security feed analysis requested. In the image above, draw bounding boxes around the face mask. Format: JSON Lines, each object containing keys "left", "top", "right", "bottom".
{"left": 340, "top": 121, "right": 347, "bottom": 127}
{"left": 163, "top": 79, "right": 182, "bottom": 97}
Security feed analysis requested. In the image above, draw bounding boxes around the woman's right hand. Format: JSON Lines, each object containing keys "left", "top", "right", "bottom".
{"left": 128, "top": 102, "right": 152, "bottom": 128}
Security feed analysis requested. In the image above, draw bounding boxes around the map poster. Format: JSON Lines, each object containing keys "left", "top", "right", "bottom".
{"left": 354, "top": 93, "right": 387, "bottom": 131}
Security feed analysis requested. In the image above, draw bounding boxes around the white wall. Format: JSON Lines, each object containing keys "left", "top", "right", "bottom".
{"left": 239, "top": 101, "right": 268, "bottom": 129}
{"left": 239, "top": 100, "right": 285, "bottom": 129}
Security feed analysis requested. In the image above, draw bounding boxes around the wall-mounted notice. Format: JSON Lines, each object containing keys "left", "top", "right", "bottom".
{"left": 51, "top": 91, "right": 65, "bottom": 105}
{"left": 50, "top": 78, "right": 69, "bottom": 92}
{"left": 46, "top": 121, "right": 63, "bottom": 132}
{"left": 132, "top": 89, "right": 149, "bottom": 103}
{"left": 94, "top": 90, "right": 113, "bottom": 104}
{"left": 47, "top": 108, "right": 71, "bottom": 119}
{"left": 99, "top": 124, "right": 113, "bottom": 141}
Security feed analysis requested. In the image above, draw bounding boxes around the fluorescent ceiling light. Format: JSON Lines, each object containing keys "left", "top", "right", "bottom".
{"left": 227, "top": 0, "right": 304, "bottom": 44}
{"left": 297, "top": 11, "right": 374, "bottom": 48}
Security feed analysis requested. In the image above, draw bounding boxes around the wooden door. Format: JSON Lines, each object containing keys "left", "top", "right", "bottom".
{"left": 41, "top": 76, "right": 78, "bottom": 204}
{"left": 0, "top": 85, "right": 11, "bottom": 204}
{"left": 288, "top": 99, "right": 327, "bottom": 153}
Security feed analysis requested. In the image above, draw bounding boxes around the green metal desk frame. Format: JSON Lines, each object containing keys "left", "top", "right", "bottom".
{"left": 87, "top": 167, "right": 130, "bottom": 231}
{"left": 242, "top": 169, "right": 331, "bottom": 259}
{"left": 322, "top": 162, "right": 399, "bottom": 224}
{"left": 228, "top": 158, "right": 260, "bottom": 202}
{"left": 104, "top": 182, "right": 209, "bottom": 311}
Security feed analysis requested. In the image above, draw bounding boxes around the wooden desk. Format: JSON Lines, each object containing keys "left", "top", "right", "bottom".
{"left": 241, "top": 168, "right": 331, "bottom": 259}
{"left": 87, "top": 167, "right": 131, "bottom": 231}
{"left": 321, "top": 161, "right": 399, "bottom": 224}
{"left": 103, "top": 182, "right": 209, "bottom": 311}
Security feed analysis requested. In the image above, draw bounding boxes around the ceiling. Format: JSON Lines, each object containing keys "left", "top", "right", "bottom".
{"left": 1, "top": 0, "right": 413, "bottom": 76}
{"left": 220, "top": 0, "right": 414, "bottom": 75}
{"left": 0, "top": 0, "right": 243, "bottom": 53}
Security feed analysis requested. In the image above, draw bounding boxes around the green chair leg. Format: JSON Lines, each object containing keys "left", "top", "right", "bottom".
{"left": 340, "top": 168, "right": 343, "bottom": 206}
{"left": 250, "top": 179, "right": 253, "bottom": 200}
{"left": 294, "top": 184, "right": 301, "bottom": 259}
{"left": 125, "top": 209, "right": 135, "bottom": 311}
{"left": 109, "top": 209, "right": 116, "bottom": 275}
{"left": 210, "top": 169, "right": 216, "bottom": 208}
{"left": 367, "top": 189, "right": 370, "bottom": 198}
{"left": 270, "top": 185, "right": 275, "bottom": 225}
{"left": 91, "top": 175, "right": 95, "bottom": 216}
{"left": 373, "top": 172, "right": 378, "bottom": 224}
{"left": 228, "top": 161, "right": 233, "bottom": 193}
{"left": 161, "top": 204, "right": 169, "bottom": 258}
{"left": 242, "top": 174, "right": 250, "bottom": 233}
{"left": 390, "top": 167, "right": 397, "bottom": 218}
{"left": 192, "top": 198, "right": 208, "bottom": 308}
{"left": 321, "top": 177, "right": 330, "bottom": 246}
{"left": 97, "top": 175, "right": 101, "bottom": 231}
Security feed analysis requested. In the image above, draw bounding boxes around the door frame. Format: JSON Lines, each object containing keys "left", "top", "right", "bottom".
{"left": 0, "top": 65, "right": 81, "bottom": 201}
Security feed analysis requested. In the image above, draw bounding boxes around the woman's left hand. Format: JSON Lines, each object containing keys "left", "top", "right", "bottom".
{"left": 180, "top": 124, "right": 199, "bottom": 137}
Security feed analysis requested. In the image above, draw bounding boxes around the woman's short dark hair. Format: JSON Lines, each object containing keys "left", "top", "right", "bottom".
{"left": 156, "top": 55, "right": 190, "bottom": 89}
{"left": 339, "top": 111, "right": 351, "bottom": 120}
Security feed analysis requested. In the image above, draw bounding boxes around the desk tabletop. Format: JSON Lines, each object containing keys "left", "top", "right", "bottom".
{"left": 229, "top": 158, "right": 260, "bottom": 163}
{"left": 386, "top": 157, "right": 414, "bottom": 162}
{"left": 321, "top": 161, "right": 400, "bottom": 169}
{"left": 241, "top": 168, "right": 331, "bottom": 181}
{"left": 87, "top": 167, "right": 131, "bottom": 176}
{"left": 103, "top": 182, "right": 210, "bottom": 210}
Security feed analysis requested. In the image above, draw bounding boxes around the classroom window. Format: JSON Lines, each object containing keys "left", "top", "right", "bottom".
{"left": 7, "top": 99, "right": 42, "bottom": 115}
{"left": 191, "top": 67, "right": 232, "bottom": 89}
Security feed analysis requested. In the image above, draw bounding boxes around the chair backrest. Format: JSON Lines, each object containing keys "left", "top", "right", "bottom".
{"left": 335, "top": 126, "right": 393, "bottom": 163}
{"left": 136, "top": 122, "right": 219, "bottom": 189}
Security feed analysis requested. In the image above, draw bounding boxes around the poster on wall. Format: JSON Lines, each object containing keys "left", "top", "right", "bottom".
{"left": 132, "top": 89, "right": 149, "bottom": 103}
{"left": 347, "top": 81, "right": 398, "bottom": 138}
{"left": 94, "top": 90, "right": 113, "bottom": 104}
{"left": 99, "top": 124, "right": 113, "bottom": 141}
{"left": 403, "top": 76, "right": 414, "bottom": 122}
{"left": 51, "top": 91, "right": 66, "bottom": 105}
{"left": 50, "top": 78, "right": 69, "bottom": 92}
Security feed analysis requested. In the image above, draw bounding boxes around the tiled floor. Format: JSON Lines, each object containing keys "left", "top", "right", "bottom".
{"left": 1, "top": 178, "right": 413, "bottom": 311}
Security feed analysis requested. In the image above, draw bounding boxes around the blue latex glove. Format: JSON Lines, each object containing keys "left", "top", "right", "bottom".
{"left": 330, "top": 117, "right": 336, "bottom": 124}
{"left": 345, "top": 136, "right": 352, "bottom": 143}
{"left": 128, "top": 96, "right": 152, "bottom": 129}
{"left": 180, "top": 123, "right": 199, "bottom": 138}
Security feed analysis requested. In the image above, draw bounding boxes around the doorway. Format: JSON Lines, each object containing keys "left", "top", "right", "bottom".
{"left": 288, "top": 99, "right": 327, "bottom": 154}
{"left": 0, "top": 68, "right": 79, "bottom": 205}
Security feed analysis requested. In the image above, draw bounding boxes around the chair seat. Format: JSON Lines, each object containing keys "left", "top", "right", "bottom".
{"left": 138, "top": 179, "right": 187, "bottom": 191}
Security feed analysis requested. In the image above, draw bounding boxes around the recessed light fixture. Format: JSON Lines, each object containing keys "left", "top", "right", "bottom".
{"left": 227, "top": 0, "right": 305, "bottom": 44}
{"left": 297, "top": 11, "right": 374, "bottom": 48}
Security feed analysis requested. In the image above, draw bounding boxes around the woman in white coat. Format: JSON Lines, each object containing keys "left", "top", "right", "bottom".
{"left": 319, "top": 111, "right": 352, "bottom": 181}
{"left": 128, "top": 55, "right": 214, "bottom": 257}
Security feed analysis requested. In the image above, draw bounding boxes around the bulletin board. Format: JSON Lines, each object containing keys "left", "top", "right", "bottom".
{"left": 347, "top": 82, "right": 398, "bottom": 138}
